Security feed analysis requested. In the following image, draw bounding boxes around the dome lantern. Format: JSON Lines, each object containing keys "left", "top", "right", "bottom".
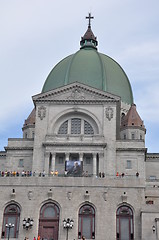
{"left": 80, "top": 13, "right": 98, "bottom": 50}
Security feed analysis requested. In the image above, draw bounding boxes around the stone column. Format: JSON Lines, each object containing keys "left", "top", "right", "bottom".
{"left": 79, "top": 153, "right": 83, "bottom": 176}
{"left": 99, "top": 152, "right": 104, "bottom": 175}
{"left": 44, "top": 152, "right": 50, "bottom": 175}
{"left": 51, "top": 153, "right": 56, "bottom": 173}
{"left": 79, "top": 152, "right": 83, "bottom": 162}
{"left": 93, "top": 153, "right": 97, "bottom": 177}
{"left": 65, "top": 153, "right": 70, "bottom": 174}
{"left": 65, "top": 152, "right": 70, "bottom": 162}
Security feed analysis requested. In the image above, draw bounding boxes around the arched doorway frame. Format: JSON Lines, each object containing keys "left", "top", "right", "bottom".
{"left": 78, "top": 202, "right": 96, "bottom": 239}
{"left": 38, "top": 201, "right": 60, "bottom": 240}
{"left": 116, "top": 204, "right": 134, "bottom": 240}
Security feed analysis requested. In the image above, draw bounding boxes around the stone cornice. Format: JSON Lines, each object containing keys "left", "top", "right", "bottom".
{"left": 116, "top": 148, "right": 147, "bottom": 152}
{"left": 33, "top": 82, "right": 120, "bottom": 104}
{"left": 4, "top": 147, "right": 33, "bottom": 151}
{"left": 34, "top": 99, "right": 118, "bottom": 104}
{"left": 120, "top": 125, "right": 146, "bottom": 133}
{"left": 8, "top": 138, "right": 34, "bottom": 142}
{"left": 43, "top": 142, "right": 106, "bottom": 148}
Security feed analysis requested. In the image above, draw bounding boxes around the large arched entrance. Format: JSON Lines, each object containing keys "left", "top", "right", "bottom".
{"left": 38, "top": 202, "right": 60, "bottom": 240}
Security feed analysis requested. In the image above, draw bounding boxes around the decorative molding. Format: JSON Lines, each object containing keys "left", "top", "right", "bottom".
{"left": 67, "top": 192, "right": 72, "bottom": 200}
{"left": 38, "top": 106, "right": 46, "bottom": 120}
{"left": 84, "top": 191, "right": 90, "bottom": 200}
{"left": 105, "top": 107, "right": 114, "bottom": 121}
{"left": 5, "top": 147, "right": 33, "bottom": 151}
{"left": 35, "top": 99, "right": 117, "bottom": 105}
{"left": 103, "top": 191, "right": 107, "bottom": 201}
{"left": 67, "top": 88, "right": 85, "bottom": 100}
{"left": 33, "top": 83, "right": 120, "bottom": 104}
{"left": 11, "top": 189, "right": 16, "bottom": 200}
{"left": 28, "top": 191, "right": 33, "bottom": 200}
{"left": 43, "top": 142, "right": 106, "bottom": 147}
{"left": 121, "top": 192, "right": 127, "bottom": 203}
{"left": 116, "top": 148, "right": 146, "bottom": 152}
{"left": 48, "top": 189, "right": 53, "bottom": 199}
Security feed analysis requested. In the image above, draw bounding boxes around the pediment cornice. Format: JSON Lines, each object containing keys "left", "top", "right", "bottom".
{"left": 32, "top": 82, "right": 120, "bottom": 104}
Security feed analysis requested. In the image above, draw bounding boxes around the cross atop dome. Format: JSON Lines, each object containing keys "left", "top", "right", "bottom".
{"left": 86, "top": 13, "right": 94, "bottom": 28}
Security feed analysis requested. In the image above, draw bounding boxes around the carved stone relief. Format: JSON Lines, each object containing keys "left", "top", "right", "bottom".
{"left": 105, "top": 107, "right": 114, "bottom": 121}
{"left": 67, "top": 88, "right": 85, "bottom": 100}
{"left": 38, "top": 106, "right": 46, "bottom": 120}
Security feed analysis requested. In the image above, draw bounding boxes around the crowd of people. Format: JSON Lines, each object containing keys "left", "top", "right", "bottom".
{"left": 0, "top": 170, "right": 59, "bottom": 177}
{"left": 0, "top": 170, "right": 139, "bottom": 178}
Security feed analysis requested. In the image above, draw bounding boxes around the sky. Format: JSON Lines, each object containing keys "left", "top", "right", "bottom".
{"left": 0, "top": 0, "right": 159, "bottom": 152}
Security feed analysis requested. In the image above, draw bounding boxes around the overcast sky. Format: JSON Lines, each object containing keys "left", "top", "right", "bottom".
{"left": 0, "top": 0, "right": 159, "bottom": 152}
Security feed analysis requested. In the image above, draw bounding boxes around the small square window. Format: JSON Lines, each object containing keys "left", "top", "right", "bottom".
{"left": 126, "top": 160, "right": 132, "bottom": 169}
{"left": 19, "top": 159, "right": 24, "bottom": 167}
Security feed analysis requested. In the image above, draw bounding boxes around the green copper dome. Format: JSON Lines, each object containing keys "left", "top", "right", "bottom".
{"left": 42, "top": 19, "right": 133, "bottom": 105}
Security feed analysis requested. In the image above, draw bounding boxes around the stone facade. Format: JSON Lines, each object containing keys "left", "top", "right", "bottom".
{"left": 0, "top": 81, "right": 158, "bottom": 240}
{"left": 0, "top": 21, "right": 159, "bottom": 239}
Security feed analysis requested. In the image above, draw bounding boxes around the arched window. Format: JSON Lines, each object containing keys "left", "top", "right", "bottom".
{"left": 78, "top": 204, "right": 95, "bottom": 239}
{"left": 84, "top": 120, "right": 94, "bottom": 134}
{"left": 40, "top": 202, "right": 59, "bottom": 218}
{"left": 38, "top": 202, "right": 60, "bottom": 240}
{"left": 58, "top": 118, "right": 94, "bottom": 135}
{"left": 58, "top": 120, "right": 68, "bottom": 134}
{"left": 1, "top": 204, "right": 20, "bottom": 238}
{"left": 116, "top": 205, "right": 134, "bottom": 240}
{"left": 71, "top": 118, "right": 81, "bottom": 134}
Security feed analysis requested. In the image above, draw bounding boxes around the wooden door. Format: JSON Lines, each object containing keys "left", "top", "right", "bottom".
{"left": 39, "top": 220, "right": 59, "bottom": 240}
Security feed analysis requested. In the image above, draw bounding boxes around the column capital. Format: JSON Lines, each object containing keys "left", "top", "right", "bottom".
{"left": 65, "top": 152, "right": 70, "bottom": 161}
{"left": 44, "top": 152, "right": 50, "bottom": 158}
{"left": 93, "top": 152, "right": 97, "bottom": 157}
{"left": 51, "top": 152, "right": 56, "bottom": 158}
{"left": 99, "top": 152, "right": 104, "bottom": 158}
{"left": 79, "top": 152, "right": 83, "bottom": 158}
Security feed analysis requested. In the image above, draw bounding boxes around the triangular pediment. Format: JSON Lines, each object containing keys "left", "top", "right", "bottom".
{"left": 32, "top": 82, "right": 120, "bottom": 103}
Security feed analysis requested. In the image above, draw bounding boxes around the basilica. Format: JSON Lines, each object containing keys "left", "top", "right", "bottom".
{"left": 0, "top": 14, "right": 159, "bottom": 240}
